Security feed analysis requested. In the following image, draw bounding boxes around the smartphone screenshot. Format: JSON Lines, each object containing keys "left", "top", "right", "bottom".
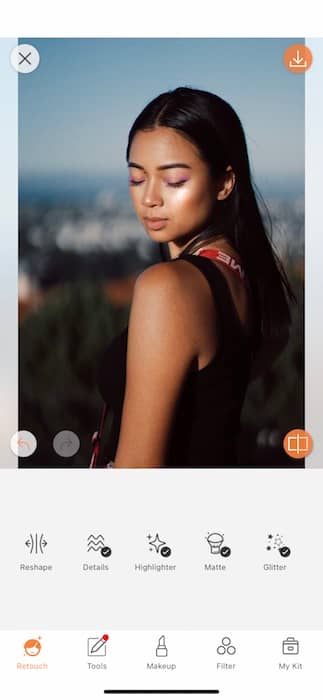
{"left": 0, "top": 18, "right": 322, "bottom": 699}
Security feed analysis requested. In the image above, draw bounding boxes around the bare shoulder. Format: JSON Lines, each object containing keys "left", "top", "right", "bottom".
{"left": 135, "top": 260, "right": 194, "bottom": 293}
{"left": 134, "top": 261, "right": 198, "bottom": 315}
{"left": 129, "top": 261, "right": 205, "bottom": 358}
{"left": 129, "top": 260, "right": 216, "bottom": 364}
{"left": 134, "top": 259, "right": 208, "bottom": 310}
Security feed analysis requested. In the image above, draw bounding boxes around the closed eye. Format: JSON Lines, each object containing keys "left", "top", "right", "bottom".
{"left": 166, "top": 180, "right": 188, "bottom": 187}
{"left": 128, "top": 179, "right": 187, "bottom": 187}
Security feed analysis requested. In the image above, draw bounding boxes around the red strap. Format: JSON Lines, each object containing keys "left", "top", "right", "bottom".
{"left": 198, "top": 247, "right": 245, "bottom": 282}
{"left": 89, "top": 402, "right": 109, "bottom": 468}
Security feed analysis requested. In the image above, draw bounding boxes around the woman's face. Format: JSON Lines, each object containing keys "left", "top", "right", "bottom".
{"left": 128, "top": 126, "right": 219, "bottom": 257}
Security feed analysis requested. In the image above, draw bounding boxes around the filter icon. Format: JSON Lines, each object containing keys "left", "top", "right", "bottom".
{"left": 156, "top": 635, "right": 168, "bottom": 657}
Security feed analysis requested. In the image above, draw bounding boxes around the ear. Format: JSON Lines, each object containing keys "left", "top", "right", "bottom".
{"left": 216, "top": 165, "right": 236, "bottom": 201}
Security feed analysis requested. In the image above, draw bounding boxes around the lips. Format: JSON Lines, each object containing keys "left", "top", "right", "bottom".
{"left": 144, "top": 217, "right": 168, "bottom": 230}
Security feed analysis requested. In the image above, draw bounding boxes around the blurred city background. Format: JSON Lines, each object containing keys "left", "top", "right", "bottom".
{"left": 19, "top": 38, "right": 304, "bottom": 467}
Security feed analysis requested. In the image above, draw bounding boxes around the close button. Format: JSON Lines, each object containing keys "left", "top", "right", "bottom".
{"left": 10, "top": 43, "right": 40, "bottom": 74}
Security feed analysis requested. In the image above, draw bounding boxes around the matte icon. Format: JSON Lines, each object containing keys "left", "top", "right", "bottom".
{"left": 206, "top": 532, "right": 231, "bottom": 558}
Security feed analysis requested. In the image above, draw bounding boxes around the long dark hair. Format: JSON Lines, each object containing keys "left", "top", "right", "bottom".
{"left": 126, "top": 86, "right": 295, "bottom": 347}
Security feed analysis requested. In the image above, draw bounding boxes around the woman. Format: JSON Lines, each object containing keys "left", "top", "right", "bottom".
{"left": 96, "top": 87, "right": 294, "bottom": 468}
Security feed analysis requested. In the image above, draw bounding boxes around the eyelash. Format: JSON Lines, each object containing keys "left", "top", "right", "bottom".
{"left": 128, "top": 179, "right": 187, "bottom": 188}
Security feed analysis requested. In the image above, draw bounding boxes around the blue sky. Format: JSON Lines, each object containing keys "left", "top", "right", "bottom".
{"left": 19, "top": 38, "right": 304, "bottom": 192}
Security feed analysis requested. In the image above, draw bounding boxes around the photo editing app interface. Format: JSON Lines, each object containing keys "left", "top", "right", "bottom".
{"left": 0, "top": 36, "right": 323, "bottom": 698}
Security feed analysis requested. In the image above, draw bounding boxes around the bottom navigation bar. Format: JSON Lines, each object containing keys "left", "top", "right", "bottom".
{"left": 0, "top": 630, "right": 320, "bottom": 700}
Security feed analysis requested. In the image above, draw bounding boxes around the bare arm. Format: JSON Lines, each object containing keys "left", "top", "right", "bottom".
{"left": 113, "top": 263, "right": 198, "bottom": 468}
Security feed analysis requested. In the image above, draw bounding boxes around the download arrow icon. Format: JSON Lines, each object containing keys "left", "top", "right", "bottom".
{"left": 291, "top": 50, "right": 305, "bottom": 65}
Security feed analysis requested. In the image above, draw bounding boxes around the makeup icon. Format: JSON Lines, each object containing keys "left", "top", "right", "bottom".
{"left": 156, "top": 635, "right": 168, "bottom": 657}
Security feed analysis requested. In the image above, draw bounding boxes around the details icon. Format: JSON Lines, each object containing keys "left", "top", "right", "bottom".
{"left": 87, "top": 534, "right": 112, "bottom": 558}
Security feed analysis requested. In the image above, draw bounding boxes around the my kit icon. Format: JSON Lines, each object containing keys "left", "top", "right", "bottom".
{"left": 282, "top": 637, "right": 299, "bottom": 655}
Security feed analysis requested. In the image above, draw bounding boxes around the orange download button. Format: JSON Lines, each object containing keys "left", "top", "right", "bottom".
{"left": 284, "top": 44, "right": 313, "bottom": 73}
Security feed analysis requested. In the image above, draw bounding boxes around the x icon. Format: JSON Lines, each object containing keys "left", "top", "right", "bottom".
{"left": 10, "top": 44, "right": 40, "bottom": 74}
{"left": 19, "top": 51, "right": 32, "bottom": 66}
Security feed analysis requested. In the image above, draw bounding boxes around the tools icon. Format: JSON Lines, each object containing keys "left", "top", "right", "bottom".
{"left": 88, "top": 634, "right": 109, "bottom": 657}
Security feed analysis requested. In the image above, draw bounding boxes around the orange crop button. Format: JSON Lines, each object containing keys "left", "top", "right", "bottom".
{"left": 284, "top": 44, "right": 313, "bottom": 73}
{"left": 283, "top": 429, "right": 313, "bottom": 459}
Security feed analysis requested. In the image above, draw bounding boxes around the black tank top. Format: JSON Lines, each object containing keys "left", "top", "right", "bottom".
{"left": 97, "top": 253, "right": 252, "bottom": 467}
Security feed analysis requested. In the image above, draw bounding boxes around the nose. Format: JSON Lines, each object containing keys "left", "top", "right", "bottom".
{"left": 141, "top": 179, "right": 163, "bottom": 207}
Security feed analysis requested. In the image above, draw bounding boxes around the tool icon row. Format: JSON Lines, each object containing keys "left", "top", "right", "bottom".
{"left": 22, "top": 531, "right": 292, "bottom": 559}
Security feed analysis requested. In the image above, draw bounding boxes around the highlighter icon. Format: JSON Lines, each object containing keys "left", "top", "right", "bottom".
{"left": 156, "top": 635, "right": 168, "bottom": 657}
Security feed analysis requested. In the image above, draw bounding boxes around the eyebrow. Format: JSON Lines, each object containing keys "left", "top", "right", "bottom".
{"left": 128, "top": 161, "right": 192, "bottom": 171}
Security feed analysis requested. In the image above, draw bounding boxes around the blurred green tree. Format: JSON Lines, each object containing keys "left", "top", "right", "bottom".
{"left": 20, "top": 282, "right": 129, "bottom": 467}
